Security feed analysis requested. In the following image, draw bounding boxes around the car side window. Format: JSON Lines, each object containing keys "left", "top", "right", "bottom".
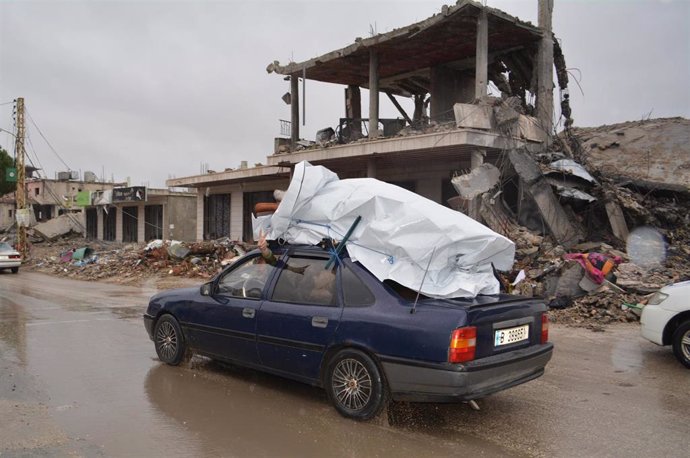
{"left": 217, "top": 256, "right": 273, "bottom": 299}
{"left": 271, "top": 257, "right": 337, "bottom": 306}
{"left": 342, "top": 265, "right": 376, "bottom": 307}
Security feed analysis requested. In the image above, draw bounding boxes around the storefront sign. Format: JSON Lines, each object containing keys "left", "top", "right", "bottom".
{"left": 112, "top": 186, "right": 147, "bottom": 203}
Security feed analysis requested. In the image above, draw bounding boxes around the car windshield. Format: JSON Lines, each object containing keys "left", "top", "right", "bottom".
{"left": 0, "top": 242, "right": 13, "bottom": 251}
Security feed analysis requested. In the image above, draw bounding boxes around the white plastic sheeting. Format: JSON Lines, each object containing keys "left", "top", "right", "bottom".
{"left": 254, "top": 161, "right": 515, "bottom": 298}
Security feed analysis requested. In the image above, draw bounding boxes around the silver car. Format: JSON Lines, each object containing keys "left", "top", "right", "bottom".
{"left": 0, "top": 242, "right": 21, "bottom": 274}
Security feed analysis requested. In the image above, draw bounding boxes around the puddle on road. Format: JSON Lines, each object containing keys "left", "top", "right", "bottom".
{"left": 144, "top": 359, "right": 512, "bottom": 457}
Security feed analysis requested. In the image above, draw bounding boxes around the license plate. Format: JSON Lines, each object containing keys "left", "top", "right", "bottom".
{"left": 494, "top": 324, "right": 529, "bottom": 346}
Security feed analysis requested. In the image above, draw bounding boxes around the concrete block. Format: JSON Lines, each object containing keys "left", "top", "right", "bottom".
{"left": 518, "top": 115, "right": 548, "bottom": 142}
{"left": 451, "top": 163, "right": 501, "bottom": 199}
{"left": 454, "top": 103, "right": 494, "bottom": 130}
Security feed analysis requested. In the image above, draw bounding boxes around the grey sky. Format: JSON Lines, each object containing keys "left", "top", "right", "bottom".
{"left": 1, "top": 0, "right": 688, "bottom": 188}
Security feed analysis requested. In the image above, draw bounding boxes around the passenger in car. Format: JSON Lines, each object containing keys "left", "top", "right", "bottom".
{"left": 306, "top": 268, "right": 336, "bottom": 305}
{"left": 258, "top": 231, "right": 307, "bottom": 275}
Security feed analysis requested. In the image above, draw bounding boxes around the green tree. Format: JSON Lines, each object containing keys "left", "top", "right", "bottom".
{"left": 0, "top": 146, "right": 16, "bottom": 196}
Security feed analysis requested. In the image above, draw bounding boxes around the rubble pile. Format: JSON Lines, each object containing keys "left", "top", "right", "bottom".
{"left": 24, "top": 236, "right": 254, "bottom": 285}
{"left": 486, "top": 117, "right": 690, "bottom": 327}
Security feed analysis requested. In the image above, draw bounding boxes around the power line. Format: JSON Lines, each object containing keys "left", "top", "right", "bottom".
{"left": 25, "top": 108, "right": 71, "bottom": 170}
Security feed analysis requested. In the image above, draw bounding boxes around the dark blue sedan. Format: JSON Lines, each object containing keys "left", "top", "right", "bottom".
{"left": 144, "top": 244, "right": 553, "bottom": 420}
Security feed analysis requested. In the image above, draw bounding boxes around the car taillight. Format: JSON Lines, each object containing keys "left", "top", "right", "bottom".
{"left": 541, "top": 313, "right": 549, "bottom": 344}
{"left": 449, "top": 326, "right": 476, "bottom": 363}
{"left": 9, "top": 254, "right": 20, "bottom": 259}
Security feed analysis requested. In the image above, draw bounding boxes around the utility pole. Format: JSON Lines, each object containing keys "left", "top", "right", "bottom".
{"left": 14, "top": 97, "right": 27, "bottom": 259}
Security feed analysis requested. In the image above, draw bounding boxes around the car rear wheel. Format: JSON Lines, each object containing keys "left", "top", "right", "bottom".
{"left": 154, "top": 315, "right": 189, "bottom": 366}
{"left": 325, "top": 349, "right": 386, "bottom": 420}
{"left": 672, "top": 320, "right": 690, "bottom": 369}
{"left": 11, "top": 267, "right": 18, "bottom": 274}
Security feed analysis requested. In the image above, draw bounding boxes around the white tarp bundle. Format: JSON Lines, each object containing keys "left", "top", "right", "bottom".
{"left": 254, "top": 161, "right": 515, "bottom": 298}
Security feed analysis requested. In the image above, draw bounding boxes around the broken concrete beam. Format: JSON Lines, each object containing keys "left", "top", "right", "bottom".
{"left": 508, "top": 149, "right": 584, "bottom": 248}
{"left": 451, "top": 163, "right": 501, "bottom": 199}
{"left": 453, "top": 103, "right": 493, "bottom": 130}
{"left": 479, "top": 192, "right": 518, "bottom": 238}
{"left": 32, "top": 214, "right": 84, "bottom": 241}
{"left": 604, "top": 200, "right": 629, "bottom": 241}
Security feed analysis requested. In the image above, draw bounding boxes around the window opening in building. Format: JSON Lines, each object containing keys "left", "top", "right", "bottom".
{"left": 243, "top": 191, "right": 274, "bottom": 242}
{"left": 86, "top": 208, "right": 98, "bottom": 240}
{"left": 203, "top": 194, "right": 231, "bottom": 240}
{"left": 145, "top": 205, "right": 163, "bottom": 241}
{"left": 103, "top": 206, "right": 117, "bottom": 241}
{"left": 122, "top": 206, "right": 138, "bottom": 243}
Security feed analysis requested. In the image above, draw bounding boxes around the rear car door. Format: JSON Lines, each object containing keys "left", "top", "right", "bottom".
{"left": 185, "top": 255, "right": 273, "bottom": 364}
{"left": 257, "top": 253, "right": 343, "bottom": 381}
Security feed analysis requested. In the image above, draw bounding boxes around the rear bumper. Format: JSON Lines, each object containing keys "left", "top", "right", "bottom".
{"left": 381, "top": 343, "right": 553, "bottom": 402}
{"left": 0, "top": 260, "right": 21, "bottom": 269}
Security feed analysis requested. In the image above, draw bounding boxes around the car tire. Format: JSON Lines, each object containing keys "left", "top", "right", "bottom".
{"left": 11, "top": 267, "right": 18, "bottom": 274}
{"left": 671, "top": 320, "right": 690, "bottom": 369}
{"left": 325, "top": 349, "right": 386, "bottom": 420}
{"left": 154, "top": 315, "right": 189, "bottom": 366}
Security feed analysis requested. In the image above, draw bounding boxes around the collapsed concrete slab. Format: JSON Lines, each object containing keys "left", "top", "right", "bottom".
{"left": 567, "top": 117, "right": 690, "bottom": 193}
{"left": 32, "top": 214, "right": 84, "bottom": 241}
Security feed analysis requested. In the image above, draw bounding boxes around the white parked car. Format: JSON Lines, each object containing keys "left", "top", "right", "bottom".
{"left": 0, "top": 242, "right": 21, "bottom": 274}
{"left": 641, "top": 281, "right": 690, "bottom": 368}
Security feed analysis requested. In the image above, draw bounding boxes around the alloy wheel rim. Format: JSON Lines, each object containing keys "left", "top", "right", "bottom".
{"left": 332, "top": 358, "right": 372, "bottom": 411}
{"left": 156, "top": 321, "right": 178, "bottom": 361}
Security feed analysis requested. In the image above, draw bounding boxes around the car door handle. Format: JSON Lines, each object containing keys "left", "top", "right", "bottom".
{"left": 242, "top": 308, "right": 255, "bottom": 319}
{"left": 311, "top": 316, "right": 328, "bottom": 328}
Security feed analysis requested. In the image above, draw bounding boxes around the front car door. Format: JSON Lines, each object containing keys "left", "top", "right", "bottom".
{"left": 184, "top": 254, "right": 274, "bottom": 364}
{"left": 257, "top": 253, "right": 343, "bottom": 382}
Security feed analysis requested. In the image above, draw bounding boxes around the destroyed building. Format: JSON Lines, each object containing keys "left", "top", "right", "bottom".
{"left": 1, "top": 173, "right": 198, "bottom": 243}
{"left": 168, "top": 0, "right": 576, "bottom": 244}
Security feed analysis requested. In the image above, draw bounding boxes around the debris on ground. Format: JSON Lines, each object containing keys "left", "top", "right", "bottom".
{"left": 22, "top": 234, "right": 255, "bottom": 285}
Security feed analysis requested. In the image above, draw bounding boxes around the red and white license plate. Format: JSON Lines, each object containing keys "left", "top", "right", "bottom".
{"left": 494, "top": 324, "right": 529, "bottom": 346}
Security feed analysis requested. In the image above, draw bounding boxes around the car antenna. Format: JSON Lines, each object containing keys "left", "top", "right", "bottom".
{"left": 411, "top": 246, "right": 436, "bottom": 314}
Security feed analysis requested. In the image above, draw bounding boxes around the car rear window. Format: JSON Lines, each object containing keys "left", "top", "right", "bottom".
{"left": 342, "top": 265, "right": 375, "bottom": 307}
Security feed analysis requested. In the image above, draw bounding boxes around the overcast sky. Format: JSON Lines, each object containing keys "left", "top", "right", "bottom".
{"left": 0, "top": 0, "right": 688, "bottom": 188}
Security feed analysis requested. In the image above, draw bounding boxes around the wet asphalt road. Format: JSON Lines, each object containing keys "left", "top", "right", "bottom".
{"left": 1, "top": 272, "right": 688, "bottom": 457}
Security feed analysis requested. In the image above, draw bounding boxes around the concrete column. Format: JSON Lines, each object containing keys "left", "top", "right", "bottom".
{"left": 368, "top": 50, "right": 379, "bottom": 139}
{"left": 469, "top": 149, "right": 486, "bottom": 220}
{"left": 162, "top": 203, "right": 169, "bottom": 241}
{"left": 366, "top": 158, "right": 376, "bottom": 178}
{"left": 196, "top": 192, "right": 204, "bottom": 241}
{"left": 137, "top": 204, "right": 145, "bottom": 242}
{"left": 290, "top": 75, "right": 300, "bottom": 148}
{"left": 345, "top": 85, "right": 362, "bottom": 138}
{"left": 475, "top": 8, "right": 488, "bottom": 99}
{"left": 536, "top": 0, "right": 554, "bottom": 139}
{"left": 230, "top": 191, "right": 244, "bottom": 240}
{"left": 97, "top": 207, "right": 104, "bottom": 240}
{"left": 115, "top": 206, "right": 123, "bottom": 242}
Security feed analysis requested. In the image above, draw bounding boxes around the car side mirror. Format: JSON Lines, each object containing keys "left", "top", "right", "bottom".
{"left": 200, "top": 282, "right": 214, "bottom": 296}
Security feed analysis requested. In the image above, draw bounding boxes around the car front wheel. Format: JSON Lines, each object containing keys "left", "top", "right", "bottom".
{"left": 154, "top": 315, "right": 189, "bottom": 366}
{"left": 325, "top": 349, "right": 386, "bottom": 420}
{"left": 672, "top": 320, "right": 690, "bottom": 369}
